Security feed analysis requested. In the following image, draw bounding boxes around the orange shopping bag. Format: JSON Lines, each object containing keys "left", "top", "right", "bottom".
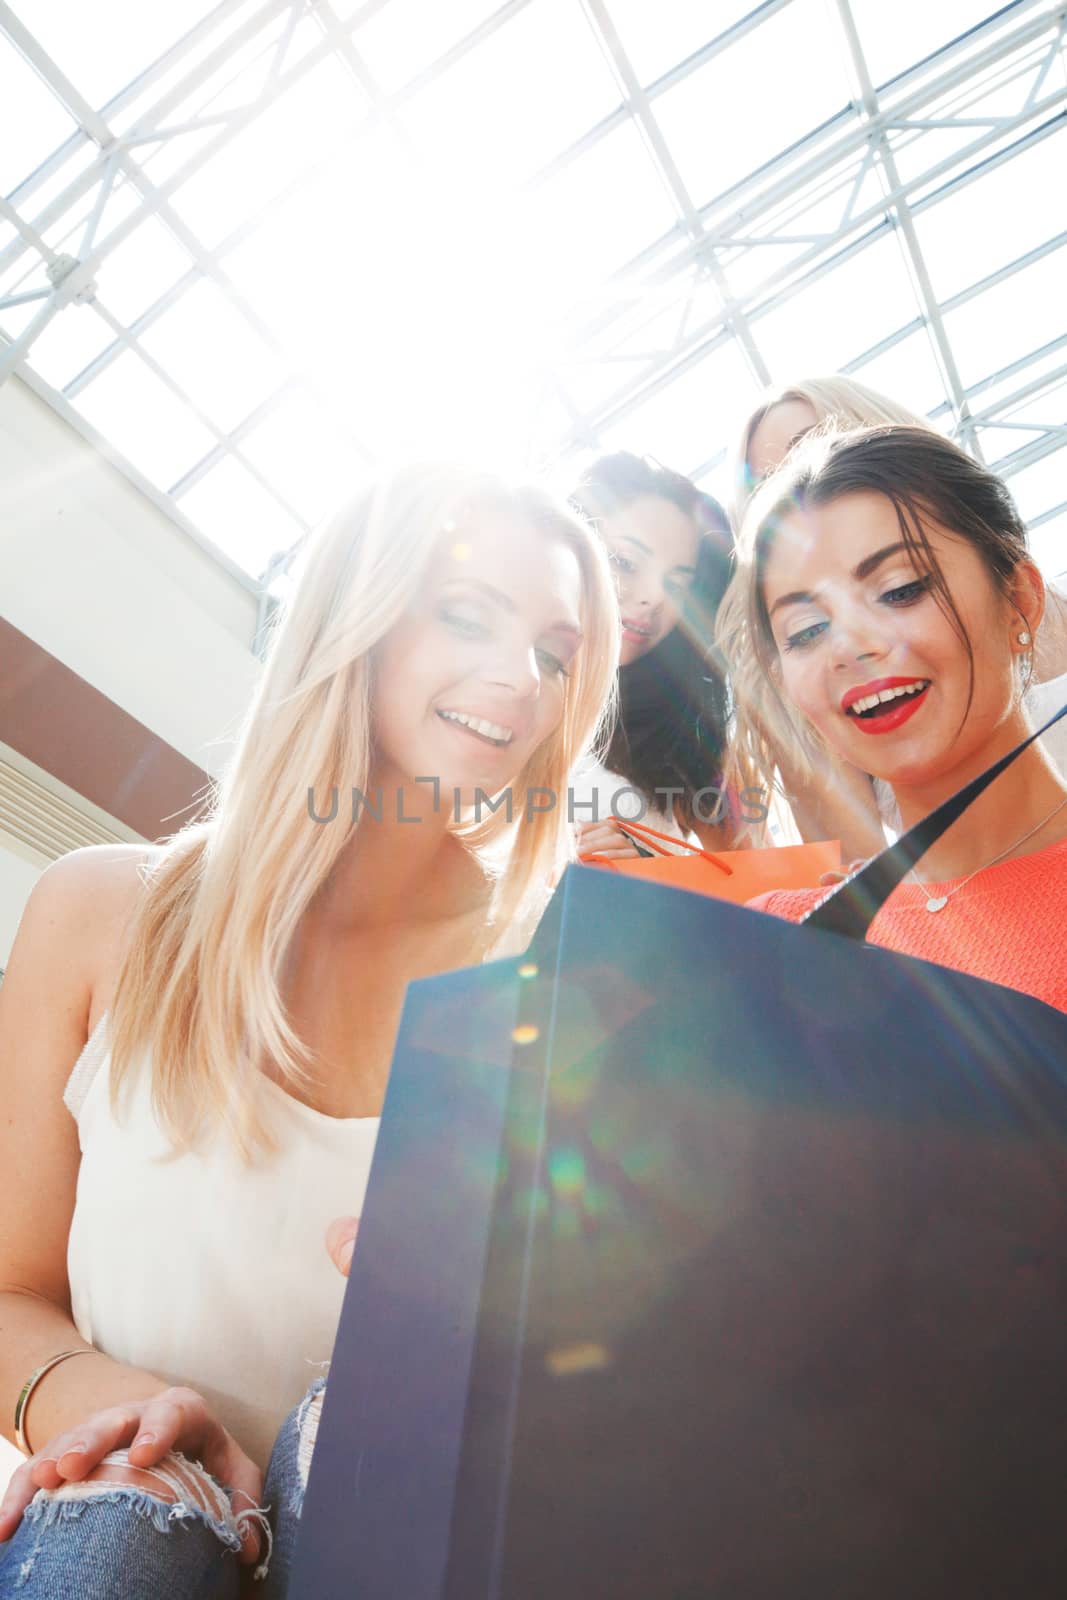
{"left": 582, "top": 816, "right": 841, "bottom": 905}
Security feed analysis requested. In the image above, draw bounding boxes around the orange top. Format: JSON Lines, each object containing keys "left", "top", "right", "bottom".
{"left": 750, "top": 834, "right": 1067, "bottom": 1014}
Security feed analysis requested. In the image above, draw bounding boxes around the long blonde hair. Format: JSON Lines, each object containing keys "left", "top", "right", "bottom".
{"left": 109, "top": 464, "right": 619, "bottom": 1157}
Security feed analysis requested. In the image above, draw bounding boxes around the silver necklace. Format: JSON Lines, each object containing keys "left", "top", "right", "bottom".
{"left": 914, "top": 793, "right": 1067, "bottom": 913}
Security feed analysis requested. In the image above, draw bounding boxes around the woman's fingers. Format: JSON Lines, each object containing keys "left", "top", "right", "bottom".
{"left": 127, "top": 1390, "right": 265, "bottom": 1566}
{"left": 125, "top": 1391, "right": 194, "bottom": 1466}
{"left": 325, "top": 1215, "right": 360, "bottom": 1278}
{"left": 1, "top": 1405, "right": 143, "bottom": 1535}
{"left": 818, "top": 858, "right": 870, "bottom": 886}
{"left": 576, "top": 821, "right": 641, "bottom": 859}
{"left": 35, "top": 1405, "right": 141, "bottom": 1485}
{"left": 221, "top": 1454, "right": 267, "bottom": 1565}
{"left": 0, "top": 1387, "right": 266, "bottom": 1566}
{"left": 0, "top": 1454, "right": 58, "bottom": 1538}
{"left": 128, "top": 1391, "right": 265, "bottom": 1566}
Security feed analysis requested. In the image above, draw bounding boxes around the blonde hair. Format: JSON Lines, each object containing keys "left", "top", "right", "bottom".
{"left": 730, "top": 374, "right": 932, "bottom": 531}
{"left": 108, "top": 464, "right": 619, "bottom": 1157}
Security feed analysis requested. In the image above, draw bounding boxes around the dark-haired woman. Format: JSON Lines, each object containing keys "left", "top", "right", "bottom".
{"left": 569, "top": 453, "right": 744, "bottom": 859}
{"left": 723, "top": 378, "right": 1067, "bottom": 858}
{"left": 723, "top": 425, "right": 1067, "bottom": 1010}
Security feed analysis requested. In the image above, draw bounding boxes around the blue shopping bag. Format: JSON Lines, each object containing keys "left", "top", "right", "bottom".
{"left": 292, "top": 711, "right": 1067, "bottom": 1598}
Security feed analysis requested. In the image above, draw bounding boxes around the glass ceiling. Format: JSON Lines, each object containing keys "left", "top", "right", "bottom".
{"left": 1, "top": 0, "right": 1065, "bottom": 592}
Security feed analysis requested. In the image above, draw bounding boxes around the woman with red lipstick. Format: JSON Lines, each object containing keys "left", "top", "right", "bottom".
{"left": 722, "top": 374, "right": 1067, "bottom": 858}
{"left": 569, "top": 453, "right": 741, "bottom": 857}
{"left": 722, "top": 425, "right": 1067, "bottom": 1011}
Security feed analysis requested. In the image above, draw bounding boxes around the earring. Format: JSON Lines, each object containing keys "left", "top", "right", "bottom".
{"left": 1017, "top": 630, "right": 1032, "bottom": 646}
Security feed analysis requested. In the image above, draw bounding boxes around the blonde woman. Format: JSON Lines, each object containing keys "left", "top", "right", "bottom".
{"left": 723, "top": 374, "right": 1067, "bottom": 858}
{"left": 0, "top": 465, "right": 619, "bottom": 1599}
{"left": 729, "top": 373, "right": 930, "bottom": 529}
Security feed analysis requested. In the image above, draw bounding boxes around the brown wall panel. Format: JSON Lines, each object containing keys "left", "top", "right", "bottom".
{"left": 0, "top": 618, "right": 213, "bottom": 840}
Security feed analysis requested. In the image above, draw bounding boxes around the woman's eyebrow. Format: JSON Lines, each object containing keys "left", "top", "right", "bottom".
{"left": 441, "top": 577, "right": 514, "bottom": 611}
{"left": 770, "top": 542, "right": 914, "bottom": 618}
{"left": 769, "top": 588, "right": 816, "bottom": 619}
{"left": 852, "top": 541, "right": 909, "bottom": 580}
{"left": 442, "top": 579, "right": 582, "bottom": 639}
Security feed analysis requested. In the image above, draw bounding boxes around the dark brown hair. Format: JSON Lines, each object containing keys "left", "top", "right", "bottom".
{"left": 720, "top": 425, "right": 1034, "bottom": 796}
{"left": 570, "top": 452, "right": 733, "bottom": 820}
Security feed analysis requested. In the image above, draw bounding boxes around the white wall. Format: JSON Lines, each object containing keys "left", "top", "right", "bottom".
{"left": 0, "top": 838, "right": 42, "bottom": 972}
{"left": 0, "top": 375, "right": 262, "bottom": 775}
{"left": 0, "top": 376, "right": 268, "bottom": 965}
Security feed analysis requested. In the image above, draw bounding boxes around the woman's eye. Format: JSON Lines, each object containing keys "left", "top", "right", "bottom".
{"left": 441, "top": 608, "right": 488, "bottom": 637}
{"left": 536, "top": 647, "right": 569, "bottom": 678}
{"left": 664, "top": 573, "right": 694, "bottom": 598}
{"left": 783, "top": 619, "right": 829, "bottom": 652}
{"left": 881, "top": 576, "right": 931, "bottom": 606}
{"left": 608, "top": 551, "right": 636, "bottom": 575}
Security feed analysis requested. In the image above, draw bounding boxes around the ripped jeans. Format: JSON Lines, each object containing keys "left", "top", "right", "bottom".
{"left": 0, "top": 1378, "right": 324, "bottom": 1600}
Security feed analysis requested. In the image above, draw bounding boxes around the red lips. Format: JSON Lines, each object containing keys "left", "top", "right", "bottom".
{"left": 842, "top": 676, "right": 931, "bottom": 736}
{"left": 840, "top": 676, "right": 928, "bottom": 713}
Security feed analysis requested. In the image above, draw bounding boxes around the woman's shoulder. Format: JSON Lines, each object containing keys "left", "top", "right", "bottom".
{"left": 26, "top": 844, "right": 164, "bottom": 1007}
{"left": 32, "top": 842, "right": 162, "bottom": 922}
{"left": 0, "top": 847, "right": 165, "bottom": 1129}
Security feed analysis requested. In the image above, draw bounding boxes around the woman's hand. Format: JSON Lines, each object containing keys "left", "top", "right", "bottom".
{"left": 0, "top": 1386, "right": 264, "bottom": 1562}
{"left": 577, "top": 819, "right": 642, "bottom": 862}
{"left": 819, "top": 858, "right": 870, "bottom": 887}
{"left": 325, "top": 1215, "right": 360, "bottom": 1278}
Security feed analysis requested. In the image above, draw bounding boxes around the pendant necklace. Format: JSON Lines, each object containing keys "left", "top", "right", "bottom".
{"left": 914, "top": 793, "right": 1067, "bottom": 914}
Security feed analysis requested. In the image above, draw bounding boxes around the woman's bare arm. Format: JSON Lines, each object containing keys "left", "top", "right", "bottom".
{"left": 0, "top": 847, "right": 171, "bottom": 1453}
{"left": 778, "top": 752, "right": 888, "bottom": 863}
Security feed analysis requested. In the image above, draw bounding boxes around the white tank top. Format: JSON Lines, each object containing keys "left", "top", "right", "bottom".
{"left": 64, "top": 1016, "right": 380, "bottom": 1470}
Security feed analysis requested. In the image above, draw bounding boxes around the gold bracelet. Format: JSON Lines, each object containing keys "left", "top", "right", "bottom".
{"left": 13, "top": 1348, "right": 98, "bottom": 1456}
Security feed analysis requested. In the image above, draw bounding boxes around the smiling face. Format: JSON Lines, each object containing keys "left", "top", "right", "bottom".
{"left": 599, "top": 494, "right": 701, "bottom": 665}
{"left": 372, "top": 504, "right": 584, "bottom": 800}
{"left": 761, "top": 490, "right": 1032, "bottom": 789}
{"left": 747, "top": 398, "right": 819, "bottom": 488}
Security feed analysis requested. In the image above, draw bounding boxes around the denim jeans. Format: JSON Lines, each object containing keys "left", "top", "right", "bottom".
{"left": 0, "top": 1379, "right": 325, "bottom": 1600}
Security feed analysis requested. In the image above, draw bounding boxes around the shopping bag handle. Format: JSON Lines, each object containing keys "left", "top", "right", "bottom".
{"left": 612, "top": 817, "right": 734, "bottom": 874}
{"left": 802, "top": 698, "right": 1067, "bottom": 941}
{"left": 579, "top": 818, "right": 732, "bottom": 873}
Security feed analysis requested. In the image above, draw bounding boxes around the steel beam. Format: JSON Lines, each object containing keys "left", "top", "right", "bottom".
{"left": 562, "top": 98, "right": 1065, "bottom": 450}
{"left": 834, "top": 0, "right": 981, "bottom": 454}
{"left": 563, "top": 3, "right": 1064, "bottom": 364}
{"left": 3, "top": 0, "right": 1066, "bottom": 597}
{"left": 579, "top": 0, "right": 771, "bottom": 387}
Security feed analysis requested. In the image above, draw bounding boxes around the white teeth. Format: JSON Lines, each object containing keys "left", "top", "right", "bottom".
{"left": 440, "top": 710, "right": 513, "bottom": 744}
{"left": 848, "top": 681, "right": 929, "bottom": 715}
